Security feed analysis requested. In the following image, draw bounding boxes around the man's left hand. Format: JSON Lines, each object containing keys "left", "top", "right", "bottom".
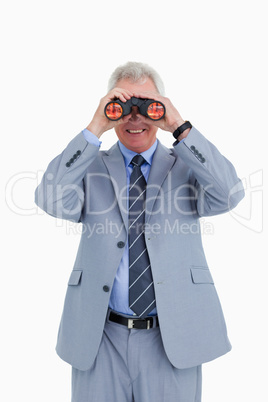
{"left": 132, "top": 90, "right": 191, "bottom": 140}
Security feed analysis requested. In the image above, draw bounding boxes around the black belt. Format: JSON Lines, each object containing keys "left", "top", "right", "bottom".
{"left": 108, "top": 311, "right": 159, "bottom": 330}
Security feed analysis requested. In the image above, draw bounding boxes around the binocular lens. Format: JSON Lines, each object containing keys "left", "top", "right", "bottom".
{"left": 147, "top": 102, "right": 165, "bottom": 120}
{"left": 105, "top": 102, "right": 123, "bottom": 120}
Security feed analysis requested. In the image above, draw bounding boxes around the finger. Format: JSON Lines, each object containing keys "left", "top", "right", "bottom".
{"left": 117, "top": 93, "right": 131, "bottom": 102}
{"left": 133, "top": 92, "right": 165, "bottom": 105}
{"left": 109, "top": 88, "right": 133, "bottom": 103}
{"left": 132, "top": 90, "right": 158, "bottom": 98}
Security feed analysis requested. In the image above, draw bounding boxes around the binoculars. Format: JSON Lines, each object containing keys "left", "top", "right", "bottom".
{"left": 104, "top": 97, "right": 166, "bottom": 121}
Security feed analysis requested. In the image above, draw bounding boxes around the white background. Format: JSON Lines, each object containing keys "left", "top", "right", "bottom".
{"left": 1, "top": 0, "right": 267, "bottom": 400}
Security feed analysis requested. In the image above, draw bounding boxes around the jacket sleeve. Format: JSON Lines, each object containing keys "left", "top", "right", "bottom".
{"left": 35, "top": 132, "right": 99, "bottom": 222}
{"left": 173, "top": 127, "right": 245, "bottom": 216}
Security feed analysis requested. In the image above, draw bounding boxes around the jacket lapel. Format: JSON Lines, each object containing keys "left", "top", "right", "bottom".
{"left": 102, "top": 143, "right": 128, "bottom": 230}
{"left": 145, "top": 142, "right": 176, "bottom": 223}
{"left": 102, "top": 141, "right": 176, "bottom": 229}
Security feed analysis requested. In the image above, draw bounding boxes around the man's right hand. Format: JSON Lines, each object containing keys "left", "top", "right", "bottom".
{"left": 86, "top": 87, "right": 134, "bottom": 138}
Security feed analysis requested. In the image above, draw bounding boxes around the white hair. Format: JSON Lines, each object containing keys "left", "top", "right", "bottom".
{"left": 107, "top": 61, "right": 165, "bottom": 96}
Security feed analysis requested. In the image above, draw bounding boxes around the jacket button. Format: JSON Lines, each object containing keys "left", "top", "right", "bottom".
{"left": 66, "top": 162, "right": 71, "bottom": 167}
{"left": 103, "top": 285, "right": 110, "bottom": 292}
{"left": 190, "top": 145, "right": 196, "bottom": 151}
{"left": 117, "top": 241, "right": 125, "bottom": 248}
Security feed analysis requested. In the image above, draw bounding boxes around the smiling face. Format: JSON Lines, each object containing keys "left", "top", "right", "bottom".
{"left": 114, "top": 78, "right": 159, "bottom": 153}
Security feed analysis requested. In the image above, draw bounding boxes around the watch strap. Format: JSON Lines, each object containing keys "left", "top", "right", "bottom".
{"left": 173, "top": 121, "right": 192, "bottom": 139}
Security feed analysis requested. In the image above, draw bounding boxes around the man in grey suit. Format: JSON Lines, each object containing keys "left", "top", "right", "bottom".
{"left": 35, "top": 61, "right": 244, "bottom": 401}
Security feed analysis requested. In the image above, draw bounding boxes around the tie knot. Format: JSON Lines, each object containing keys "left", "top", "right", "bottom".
{"left": 131, "top": 154, "right": 146, "bottom": 168}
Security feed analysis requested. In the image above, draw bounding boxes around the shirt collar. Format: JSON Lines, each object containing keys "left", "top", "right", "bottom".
{"left": 118, "top": 139, "right": 158, "bottom": 168}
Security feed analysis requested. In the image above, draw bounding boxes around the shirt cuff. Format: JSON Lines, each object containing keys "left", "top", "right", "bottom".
{"left": 173, "top": 138, "right": 186, "bottom": 147}
{"left": 82, "top": 128, "right": 102, "bottom": 147}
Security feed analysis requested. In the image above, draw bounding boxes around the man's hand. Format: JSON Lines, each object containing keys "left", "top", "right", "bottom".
{"left": 87, "top": 87, "right": 191, "bottom": 141}
{"left": 86, "top": 87, "right": 134, "bottom": 138}
{"left": 132, "top": 90, "right": 191, "bottom": 140}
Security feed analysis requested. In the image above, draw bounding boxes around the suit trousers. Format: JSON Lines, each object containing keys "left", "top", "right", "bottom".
{"left": 72, "top": 310, "right": 202, "bottom": 402}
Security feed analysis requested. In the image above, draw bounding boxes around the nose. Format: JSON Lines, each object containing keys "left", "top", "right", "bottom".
{"left": 129, "top": 106, "right": 140, "bottom": 121}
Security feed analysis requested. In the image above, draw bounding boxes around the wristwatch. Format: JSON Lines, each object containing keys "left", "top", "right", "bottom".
{"left": 173, "top": 121, "right": 192, "bottom": 139}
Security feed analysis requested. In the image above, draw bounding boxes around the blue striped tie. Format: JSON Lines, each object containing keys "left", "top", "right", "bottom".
{"left": 128, "top": 155, "right": 156, "bottom": 318}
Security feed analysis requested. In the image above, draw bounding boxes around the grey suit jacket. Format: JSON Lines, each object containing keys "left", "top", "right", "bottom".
{"left": 35, "top": 127, "right": 244, "bottom": 371}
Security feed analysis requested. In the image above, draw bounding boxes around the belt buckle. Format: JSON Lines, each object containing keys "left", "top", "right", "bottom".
{"left": 128, "top": 319, "right": 134, "bottom": 329}
{"left": 128, "top": 318, "right": 152, "bottom": 330}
